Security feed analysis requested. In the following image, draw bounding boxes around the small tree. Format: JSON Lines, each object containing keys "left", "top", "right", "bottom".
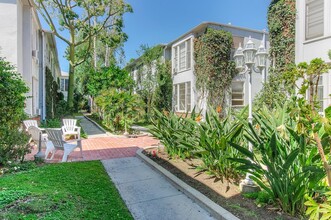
{"left": 35, "top": 0, "right": 132, "bottom": 109}
{"left": 0, "top": 58, "right": 30, "bottom": 164}
{"left": 286, "top": 58, "right": 331, "bottom": 186}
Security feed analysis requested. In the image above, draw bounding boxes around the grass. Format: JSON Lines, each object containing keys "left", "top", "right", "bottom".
{"left": 0, "top": 161, "right": 133, "bottom": 220}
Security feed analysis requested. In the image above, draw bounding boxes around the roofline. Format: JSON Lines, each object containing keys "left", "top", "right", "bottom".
{"left": 28, "top": 0, "right": 42, "bottom": 29}
{"left": 167, "top": 21, "right": 268, "bottom": 46}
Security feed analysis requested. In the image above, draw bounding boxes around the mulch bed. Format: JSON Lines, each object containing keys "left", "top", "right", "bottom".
{"left": 143, "top": 147, "right": 300, "bottom": 220}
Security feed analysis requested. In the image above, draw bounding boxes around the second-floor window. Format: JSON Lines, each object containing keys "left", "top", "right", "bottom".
{"left": 306, "top": 0, "right": 324, "bottom": 40}
{"left": 173, "top": 39, "right": 192, "bottom": 73}
{"left": 60, "top": 78, "right": 69, "bottom": 92}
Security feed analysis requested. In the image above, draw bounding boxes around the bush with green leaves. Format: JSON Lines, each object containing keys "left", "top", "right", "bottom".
{"left": 95, "top": 89, "right": 143, "bottom": 132}
{"left": 230, "top": 104, "right": 324, "bottom": 216}
{"left": 305, "top": 190, "right": 331, "bottom": 220}
{"left": 0, "top": 57, "right": 30, "bottom": 165}
{"left": 150, "top": 109, "right": 199, "bottom": 159}
{"left": 188, "top": 108, "right": 245, "bottom": 183}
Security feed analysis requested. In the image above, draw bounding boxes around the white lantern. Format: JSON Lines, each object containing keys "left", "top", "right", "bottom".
{"left": 233, "top": 43, "right": 245, "bottom": 72}
{"left": 242, "top": 36, "right": 257, "bottom": 67}
{"left": 255, "top": 42, "right": 267, "bottom": 70}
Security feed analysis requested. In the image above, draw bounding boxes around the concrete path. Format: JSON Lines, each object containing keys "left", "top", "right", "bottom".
{"left": 102, "top": 157, "right": 215, "bottom": 220}
{"left": 76, "top": 116, "right": 108, "bottom": 138}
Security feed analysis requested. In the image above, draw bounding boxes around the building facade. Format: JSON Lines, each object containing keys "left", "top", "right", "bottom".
{"left": 296, "top": 0, "right": 331, "bottom": 111}
{"left": 0, "top": 0, "right": 61, "bottom": 120}
{"left": 168, "top": 22, "right": 269, "bottom": 114}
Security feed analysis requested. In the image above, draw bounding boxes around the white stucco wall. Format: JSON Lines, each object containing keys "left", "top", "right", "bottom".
{"left": 0, "top": 0, "right": 19, "bottom": 67}
{"left": 296, "top": 0, "right": 331, "bottom": 110}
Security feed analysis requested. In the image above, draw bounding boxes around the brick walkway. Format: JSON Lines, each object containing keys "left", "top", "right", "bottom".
{"left": 26, "top": 135, "right": 159, "bottom": 163}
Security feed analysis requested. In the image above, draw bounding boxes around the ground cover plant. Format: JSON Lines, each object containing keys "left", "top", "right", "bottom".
{"left": 0, "top": 161, "right": 132, "bottom": 219}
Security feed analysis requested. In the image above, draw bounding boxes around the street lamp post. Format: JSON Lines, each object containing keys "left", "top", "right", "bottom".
{"left": 233, "top": 35, "right": 267, "bottom": 190}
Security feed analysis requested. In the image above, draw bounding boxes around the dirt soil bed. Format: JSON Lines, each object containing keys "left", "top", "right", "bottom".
{"left": 143, "top": 147, "right": 299, "bottom": 220}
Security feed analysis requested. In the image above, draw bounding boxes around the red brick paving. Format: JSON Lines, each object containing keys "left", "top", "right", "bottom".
{"left": 26, "top": 135, "right": 159, "bottom": 163}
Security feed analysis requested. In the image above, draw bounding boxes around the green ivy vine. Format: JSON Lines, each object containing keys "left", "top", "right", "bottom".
{"left": 45, "top": 67, "right": 65, "bottom": 119}
{"left": 254, "top": 0, "right": 296, "bottom": 109}
{"left": 194, "top": 28, "right": 237, "bottom": 109}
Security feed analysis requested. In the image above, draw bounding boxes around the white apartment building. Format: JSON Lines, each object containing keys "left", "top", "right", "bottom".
{"left": 168, "top": 22, "right": 269, "bottom": 114}
{"left": 0, "top": 0, "right": 61, "bottom": 120}
{"left": 296, "top": 0, "right": 331, "bottom": 111}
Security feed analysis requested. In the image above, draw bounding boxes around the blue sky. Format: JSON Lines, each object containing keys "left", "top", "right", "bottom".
{"left": 51, "top": 0, "right": 271, "bottom": 72}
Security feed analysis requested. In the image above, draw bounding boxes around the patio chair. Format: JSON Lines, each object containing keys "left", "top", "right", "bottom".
{"left": 23, "top": 120, "right": 39, "bottom": 131}
{"left": 62, "top": 119, "right": 80, "bottom": 140}
{"left": 27, "top": 125, "right": 48, "bottom": 150}
{"left": 45, "top": 128, "right": 83, "bottom": 162}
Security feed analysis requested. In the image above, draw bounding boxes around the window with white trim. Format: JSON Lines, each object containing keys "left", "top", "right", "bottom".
{"left": 231, "top": 82, "right": 244, "bottom": 107}
{"left": 307, "top": 76, "right": 324, "bottom": 112}
{"left": 173, "top": 39, "right": 192, "bottom": 73}
{"left": 317, "top": 76, "right": 323, "bottom": 112}
{"left": 173, "top": 82, "right": 191, "bottom": 112}
{"left": 173, "top": 85, "right": 178, "bottom": 111}
{"left": 60, "top": 78, "right": 69, "bottom": 92}
{"left": 306, "top": 0, "right": 324, "bottom": 40}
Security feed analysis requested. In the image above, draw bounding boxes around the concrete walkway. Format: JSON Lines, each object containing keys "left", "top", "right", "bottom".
{"left": 76, "top": 116, "right": 108, "bottom": 138}
{"left": 102, "top": 157, "right": 215, "bottom": 220}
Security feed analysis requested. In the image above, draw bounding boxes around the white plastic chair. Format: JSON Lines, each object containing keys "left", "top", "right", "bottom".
{"left": 62, "top": 119, "right": 80, "bottom": 139}
{"left": 27, "top": 126, "right": 48, "bottom": 150}
{"left": 45, "top": 128, "right": 83, "bottom": 162}
{"left": 25, "top": 120, "right": 48, "bottom": 144}
{"left": 23, "top": 120, "right": 39, "bottom": 131}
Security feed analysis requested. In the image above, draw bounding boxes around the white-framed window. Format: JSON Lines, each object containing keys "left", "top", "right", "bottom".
{"left": 317, "top": 76, "right": 323, "bottom": 112}
{"left": 306, "top": 0, "right": 324, "bottom": 40}
{"left": 231, "top": 81, "right": 244, "bottom": 107}
{"left": 307, "top": 76, "right": 324, "bottom": 112}
{"left": 60, "top": 78, "right": 69, "bottom": 92}
{"left": 173, "top": 85, "right": 178, "bottom": 111}
{"left": 173, "top": 81, "right": 191, "bottom": 112}
{"left": 173, "top": 38, "right": 192, "bottom": 73}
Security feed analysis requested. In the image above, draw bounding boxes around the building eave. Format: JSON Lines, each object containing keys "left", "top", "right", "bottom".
{"left": 167, "top": 21, "right": 269, "bottom": 47}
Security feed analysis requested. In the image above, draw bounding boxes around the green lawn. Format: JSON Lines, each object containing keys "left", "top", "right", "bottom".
{"left": 0, "top": 161, "right": 133, "bottom": 220}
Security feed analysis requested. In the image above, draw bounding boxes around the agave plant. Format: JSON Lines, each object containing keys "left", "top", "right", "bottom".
{"left": 230, "top": 105, "right": 324, "bottom": 216}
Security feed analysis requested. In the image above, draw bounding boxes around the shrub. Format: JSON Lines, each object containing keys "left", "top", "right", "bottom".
{"left": 150, "top": 109, "right": 199, "bottom": 159}
{"left": 230, "top": 105, "right": 324, "bottom": 216}
{"left": 95, "top": 89, "right": 143, "bottom": 132}
{"left": 305, "top": 190, "right": 331, "bottom": 220}
{"left": 0, "top": 57, "right": 30, "bottom": 165}
{"left": 190, "top": 108, "right": 245, "bottom": 183}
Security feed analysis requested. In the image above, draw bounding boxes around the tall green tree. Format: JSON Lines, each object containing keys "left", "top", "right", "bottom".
{"left": 34, "top": 0, "right": 132, "bottom": 109}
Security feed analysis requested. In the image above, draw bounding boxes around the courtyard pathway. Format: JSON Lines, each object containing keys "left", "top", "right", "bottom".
{"left": 25, "top": 116, "right": 159, "bottom": 162}
{"left": 103, "top": 157, "right": 215, "bottom": 220}
{"left": 76, "top": 115, "right": 108, "bottom": 138}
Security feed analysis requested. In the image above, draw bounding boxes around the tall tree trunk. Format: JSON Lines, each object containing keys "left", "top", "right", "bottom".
{"left": 67, "top": 44, "right": 75, "bottom": 109}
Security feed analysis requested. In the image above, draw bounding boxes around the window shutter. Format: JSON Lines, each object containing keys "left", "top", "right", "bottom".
{"left": 306, "top": 0, "right": 324, "bottom": 40}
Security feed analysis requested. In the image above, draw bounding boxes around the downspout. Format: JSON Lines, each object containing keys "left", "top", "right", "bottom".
{"left": 42, "top": 31, "right": 46, "bottom": 120}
